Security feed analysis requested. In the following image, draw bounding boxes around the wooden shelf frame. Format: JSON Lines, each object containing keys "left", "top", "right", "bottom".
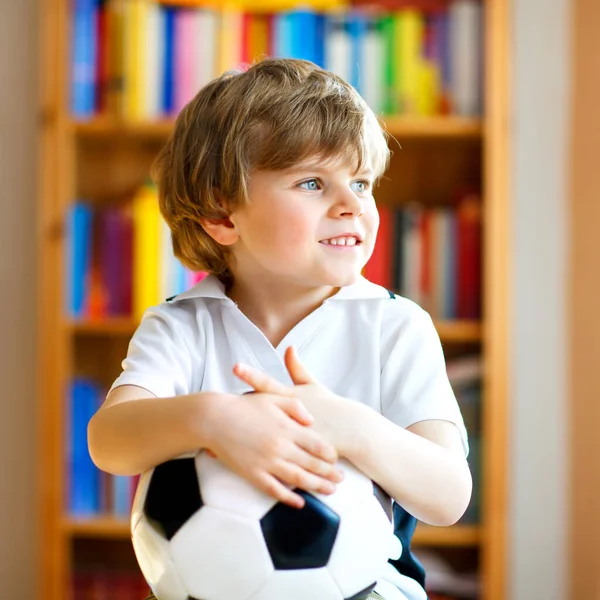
{"left": 71, "top": 115, "right": 483, "bottom": 140}
{"left": 62, "top": 516, "right": 482, "bottom": 548}
{"left": 37, "top": 1, "right": 511, "bottom": 599}
{"left": 66, "top": 317, "right": 483, "bottom": 343}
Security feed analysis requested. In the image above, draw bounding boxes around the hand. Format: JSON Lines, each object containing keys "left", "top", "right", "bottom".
{"left": 201, "top": 390, "right": 344, "bottom": 509}
{"left": 233, "top": 346, "right": 355, "bottom": 460}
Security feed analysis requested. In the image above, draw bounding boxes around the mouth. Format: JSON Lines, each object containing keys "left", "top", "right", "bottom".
{"left": 319, "top": 234, "right": 363, "bottom": 247}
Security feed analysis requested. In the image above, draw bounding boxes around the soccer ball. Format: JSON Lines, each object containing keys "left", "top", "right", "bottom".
{"left": 131, "top": 452, "right": 401, "bottom": 600}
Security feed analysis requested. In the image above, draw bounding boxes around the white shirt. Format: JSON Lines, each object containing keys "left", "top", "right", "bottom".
{"left": 110, "top": 274, "right": 468, "bottom": 600}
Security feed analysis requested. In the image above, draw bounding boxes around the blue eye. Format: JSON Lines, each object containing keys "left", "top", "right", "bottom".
{"left": 351, "top": 180, "right": 370, "bottom": 193}
{"left": 299, "top": 179, "right": 320, "bottom": 191}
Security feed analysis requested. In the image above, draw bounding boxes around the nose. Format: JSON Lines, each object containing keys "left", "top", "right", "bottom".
{"left": 330, "top": 187, "right": 364, "bottom": 218}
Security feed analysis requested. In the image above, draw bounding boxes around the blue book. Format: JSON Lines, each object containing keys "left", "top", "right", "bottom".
{"left": 313, "top": 14, "right": 326, "bottom": 68}
{"left": 289, "top": 9, "right": 319, "bottom": 63}
{"left": 112, "top": 475, "right": 131, "bottom": 517}
{"left": 347, "top": 11, "right": 366, "bottom": 94}
{"left": 69, "top": 378, "right": 101, "bottom": 515}
{"left": 272, "top": 12, "right": 293, "bottom": 58}
{"left": 71, "top": 0, "right": 99, "bottom": 117}
{"left": 162, "top": 6, "right": 176, "bottom": 115}
{"left": 66, "top": 202, "right": 93, "bottom": 317}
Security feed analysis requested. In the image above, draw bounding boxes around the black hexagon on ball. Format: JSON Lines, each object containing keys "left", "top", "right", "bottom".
{"left": 144, "top": 458, "right": 203, "bottom": 541}
{"left": 260, "top": 489, "right": 341, "bottom": 570}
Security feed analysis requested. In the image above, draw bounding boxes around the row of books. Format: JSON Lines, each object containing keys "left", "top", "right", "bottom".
{"left": 67, "top": 355, "right": 481, "bottom": 523}
{"left": 72, "top": 0, "right": 483, "bottom": 119}
{"left": 66, "top": 183, "right": 482, "bottom": 324}
{"left": 72, "top": 569, "right": 148, "bottom": 600}
{"left": 69, "top": 378, "right": 139, "bottom": 516}
{"left": 364, "top": 193, "right": 482, "bottom": 320}
{"left": 66, "top": 183, "right": 208, "bottom": 321}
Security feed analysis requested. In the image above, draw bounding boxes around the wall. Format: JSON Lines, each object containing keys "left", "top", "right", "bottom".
{"left": 510, "top": 0, "right": 570, "bottom": 598}
{"left": 0, "top": 0, "right": 39, "bottom": 597}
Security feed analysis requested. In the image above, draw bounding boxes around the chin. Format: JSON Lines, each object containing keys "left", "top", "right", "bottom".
{"left": 324, "top": 270, "right": 361, "bottom": 287}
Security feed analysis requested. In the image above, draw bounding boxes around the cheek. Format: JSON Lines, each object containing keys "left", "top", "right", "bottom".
{"left": 258, "top": 207, "right": 314, "bottom": 253}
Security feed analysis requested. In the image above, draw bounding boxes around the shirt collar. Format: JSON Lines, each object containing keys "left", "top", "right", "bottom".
{"left": 171, "top": 273, "right": 391, "bottom": 303}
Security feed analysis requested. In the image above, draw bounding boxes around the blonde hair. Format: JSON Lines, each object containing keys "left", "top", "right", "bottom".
{"left": 151, "top": 57, "right": 391, "bottom": 279}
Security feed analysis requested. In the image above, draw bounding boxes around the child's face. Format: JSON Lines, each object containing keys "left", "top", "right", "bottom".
{"left": 227, "top": 154, "right": 379, "bottom": 289}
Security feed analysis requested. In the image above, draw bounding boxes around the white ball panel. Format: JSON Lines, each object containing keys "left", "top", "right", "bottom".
{"left": 171, "top": 505, "right": 273, "bottom": 600}
{"left": 130, "top": 471, "right": 152, "bottom": 532}
{"left": 131, "top": 518, "right": 188, "bottom": 600}
{"left": 327, "top": 496, "right": 395, "bottom": 598}
{"left": 196, "top": 452, "right": 277, "bottom": 519}
{"left": 248, "top": 568, "right": 343, "bottom": 600}
{"left": 315, "top": 459, "right": 375, "bottom": 515}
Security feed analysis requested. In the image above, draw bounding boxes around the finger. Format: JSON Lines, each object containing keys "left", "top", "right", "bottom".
{"left": 271, "top": 460, "right": 337, "bottom": 496}
{"left": 233, "top": 363, "right": 294, "bottom": 396}
{"left": 276, "top": 396, "right": 314, "bottom": 426}
{"left": 255, "top": 472, "right": 306, "bottom": 509}
{"left": 295, "top": 428, "right": 338, "bottom": 464}
{"left": 284, "top": 346, "right": 315, "bottom": 386}
{"left": 288, "top": 446, "right": 345, "bottom": 483}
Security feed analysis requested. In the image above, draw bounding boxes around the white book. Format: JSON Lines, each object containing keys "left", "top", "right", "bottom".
{"left": 361, "top": 18, "right": 384, "bottom": 115}
{"left": 145, "top": 1, "right": 163, "bottom": 120}
{"left": 324, "top": 14, "right": 351, "bottom": 84}
{"left": 402, "top": 204, "right": 422, "bottom": 305}
{"left": 195, "top": 9, "right": 218, "bottom": 92}
{"left": 449, "top": 0, "right": 483, "bottom": 116}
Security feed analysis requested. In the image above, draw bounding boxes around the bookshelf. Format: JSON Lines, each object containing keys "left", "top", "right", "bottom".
{"left": 38, "top": 0, "right": 510, "bottom": 599}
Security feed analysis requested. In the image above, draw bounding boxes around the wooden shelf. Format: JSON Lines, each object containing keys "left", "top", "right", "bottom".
{"left": 67, "top": 317, "right": 481, "bottom": 342}
{"left": 63, "top": 515, "right": 480, "bottom": 547}
{"left": 71, "top": 116, "right": 482, "bottom": 141}
{"left": 382, "top": 116, "right": 483, "bottom": 139}
{"left": 413, "top": 523, "right": 481, "bottom": 547}
{"left": 63, "top": 516, "right": 132, "bottom": 540}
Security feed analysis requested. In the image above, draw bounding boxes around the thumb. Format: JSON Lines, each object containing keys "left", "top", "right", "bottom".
{"left": 284, "top": 346, "right": 315, "bottom": 386}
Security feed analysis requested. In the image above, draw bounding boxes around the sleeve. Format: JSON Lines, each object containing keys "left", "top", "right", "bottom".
{"left": 380, "top": 305, "right": 469, "bottom": 456}
{"left": 108, "top": 304, "right": 197, "bottom": 399}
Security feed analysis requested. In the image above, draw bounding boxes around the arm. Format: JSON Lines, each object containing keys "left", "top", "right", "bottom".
{"left": 233, "top": 346, "right": 472, "bottom": 526}
{"left": 87, "top": 384, "right": 343, "bottom": 508}
{"left": 336, "top": 403, "right": 472, "bottom": 527}
{"left": 87, "top": 384, "right": 215, "bottom": 476}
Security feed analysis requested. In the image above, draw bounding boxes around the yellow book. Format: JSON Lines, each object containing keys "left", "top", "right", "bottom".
{"left": 398, "top": 10, "right": 424, "bottom": 116}
{"left": 135, "top": 0, "right": 151, "bottom": 120}
{"left": 249, "top": 13, "right": 269, "bottom": 63}
{"left": 218, "top": 5, "right": 243, "bottom": 74}
{"left": 416, "top": 59, "right": 440, "bottom": 116}
{"left": 123, "top": 0, "right": 139, "bottom": 119}
{"left": 132, "top": 182, "right": 161, "bottom": 320}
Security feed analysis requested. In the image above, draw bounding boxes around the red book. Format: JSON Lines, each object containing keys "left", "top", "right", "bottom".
{"left": 241, "top": 13, "right": 252, "bottom": 65}
{"left": 95, "top": 3, "right": 108, "bottom": 114}
{"left": 364, "top": 204, "right": 394, "bottom": 289}
{"left": 456, "top": 193, "right": 482, "bottom": 319}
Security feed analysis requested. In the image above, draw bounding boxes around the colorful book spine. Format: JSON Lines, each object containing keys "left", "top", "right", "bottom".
{"left": 363, "top": 193, "right": 482, "bottom": 320}
{"left": 71, "top": 1, "right": 484, "bottom": 120}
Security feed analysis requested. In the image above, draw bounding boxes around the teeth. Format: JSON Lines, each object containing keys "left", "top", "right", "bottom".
{"left": 322, "top": 237, "right": 358, "bottom": 246}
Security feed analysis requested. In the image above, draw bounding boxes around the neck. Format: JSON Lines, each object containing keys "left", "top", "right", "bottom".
{"left": 227, "top": 274, "right": 339, "bottom": 348}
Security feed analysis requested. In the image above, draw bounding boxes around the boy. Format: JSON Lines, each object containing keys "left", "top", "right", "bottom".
{"left": 88, "top": 58, "right": 471, "bottom": 600}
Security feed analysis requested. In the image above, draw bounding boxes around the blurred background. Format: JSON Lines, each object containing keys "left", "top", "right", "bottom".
{"left": 1, "top": 0, "right": 597, "bottom": 598}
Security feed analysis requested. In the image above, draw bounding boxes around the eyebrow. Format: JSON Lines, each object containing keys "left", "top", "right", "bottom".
{"left": 286, "top": 163, "right": 374, "bottom": 177}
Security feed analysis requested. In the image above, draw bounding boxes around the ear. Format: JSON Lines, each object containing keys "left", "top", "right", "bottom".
{"left": 200, "top": 216, "right": 239, "bottom": 246}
